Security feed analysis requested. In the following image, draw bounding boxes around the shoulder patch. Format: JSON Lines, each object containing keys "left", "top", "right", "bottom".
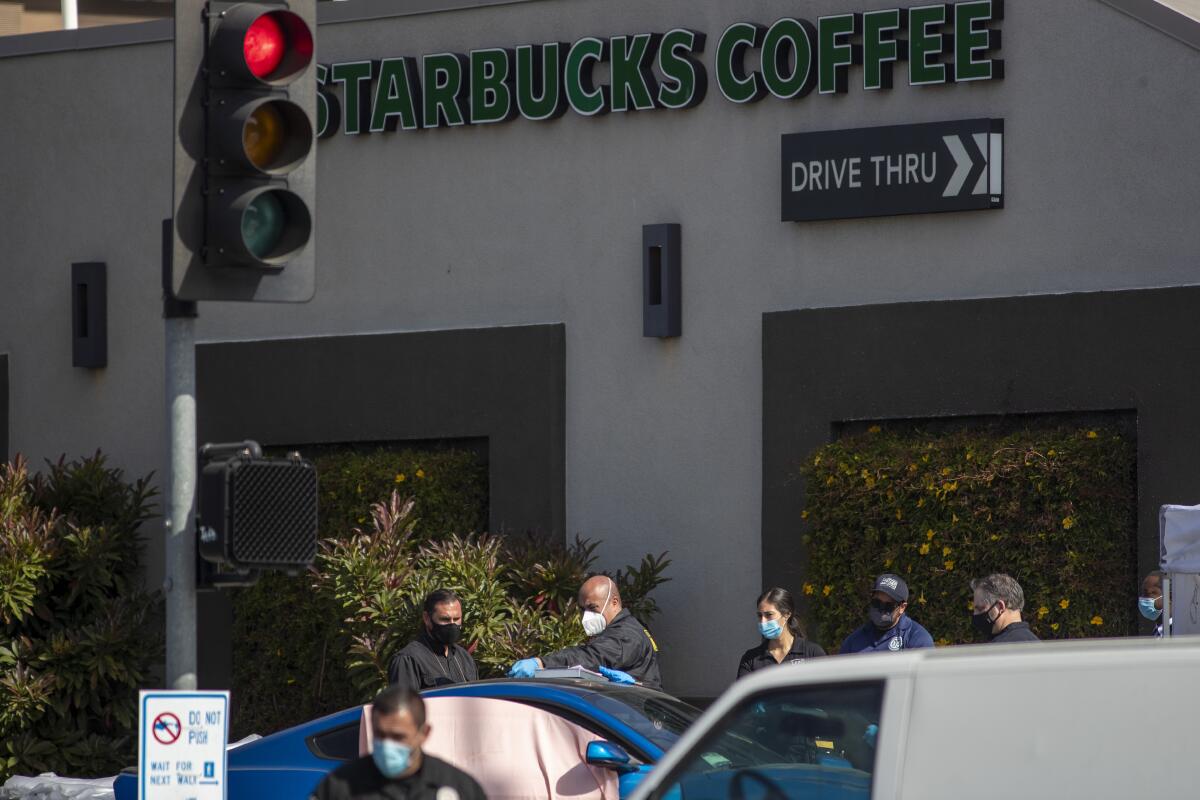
{"left": 888, "top": 636, "right": 902, "bottom": 651}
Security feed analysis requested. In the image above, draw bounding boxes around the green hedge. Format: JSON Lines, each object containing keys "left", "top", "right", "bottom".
{"left": 0, "top": 454, "right": 161, "bottom": 780}
{"left": 230, "top": 446, "right": 488, "bottom": 739}
{"left": 799, "top": 424, "right": 1137, "bottom": 650}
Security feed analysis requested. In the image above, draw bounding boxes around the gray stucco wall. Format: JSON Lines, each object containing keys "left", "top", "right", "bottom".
{"left": 1, "top": 0, "right": 1198, "bottom": 697}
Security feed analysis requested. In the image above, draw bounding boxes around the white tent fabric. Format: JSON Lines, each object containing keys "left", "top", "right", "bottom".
{"left": 1159, "top": 504, "right": 1200, "bottom": 572}
{"left": 0, "top": 775, "right": 114, "bottom": 800}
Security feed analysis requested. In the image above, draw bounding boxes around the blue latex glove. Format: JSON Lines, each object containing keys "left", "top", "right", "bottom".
{"left": 508, "top": 658, "right": 540, "bottom": 678}
{"left": 863, "top": 723, "right": 878, "bottom": 748}
{"left": 598, "top": 666, "right": 636, "bottom": 685}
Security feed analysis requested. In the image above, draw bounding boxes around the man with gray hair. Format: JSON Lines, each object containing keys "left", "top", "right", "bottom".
{"left": 970, "top": 573, "right": 1040, "bottom": 643}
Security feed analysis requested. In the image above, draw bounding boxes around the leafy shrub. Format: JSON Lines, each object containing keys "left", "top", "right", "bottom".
{"left": 230, "top": 446, "right": 487, "bottom": 739}
{"left": 314, "top": 491, "right": 671, "bottom": 695}
{"left": 0, "top": 454, "right": 161, "bottom": 780}
{"left": 799, "top": 424, "right": 1136, "bottom": 650}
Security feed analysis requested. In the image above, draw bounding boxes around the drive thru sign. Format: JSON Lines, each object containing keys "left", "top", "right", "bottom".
{"left": 139, "top": 691, "right": 229, "bottom": 800}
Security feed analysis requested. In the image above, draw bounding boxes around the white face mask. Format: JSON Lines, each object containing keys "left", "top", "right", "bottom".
{"left": 581, "top": 580, "right": 614, "bottom": 637}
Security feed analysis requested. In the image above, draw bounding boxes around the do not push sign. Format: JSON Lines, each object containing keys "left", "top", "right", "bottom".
{"left": 139, "top": 691, "right": 229, "bottom": 800}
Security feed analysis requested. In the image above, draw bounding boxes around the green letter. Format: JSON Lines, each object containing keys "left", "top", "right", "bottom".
{"left": 954, "top": 0, "right": 1003, "bottom": 82}
{"left": 863, "top": 8, "right": 904, "bottom": 90}
{"left": 471, "top": 48, "right": 515, "bottom": 124}
{"left": 909, "top": 4, "right": 949, "bottom": 85}
{"left": 564, "top": 37, "right": 609, "bottom": 116}
{"left": 369, "top": 58, "right": 421, "bottom": 132}
{"left": 818, "top": 13, "right": 861, "bottom": 94}
{"left": 316, "top": 63, "right": 341, "bottom": 138}
{"left": 658, "top": 28, "right": 707, "bottom": 109}
{"left": 423, "top": 52, "right": 469, "bottom": 128}
{"left": 330, "top": 60, "right": 372, "bottom": 135}
{"left": 762, "top": 18, "right": 816, "bottom": 100}
{"left": 716, "top": 22, "right": 766, "bottom": 104}
{"left": 516, "top": 43, "right": 567, "bottom": 120}
{"left": 610, "top": 33, "right": 660, "bottom": 112}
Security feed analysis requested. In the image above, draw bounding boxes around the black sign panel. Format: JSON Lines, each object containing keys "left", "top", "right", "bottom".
{"left": 781, "top": 119, "right": 1004, "bottom": 222}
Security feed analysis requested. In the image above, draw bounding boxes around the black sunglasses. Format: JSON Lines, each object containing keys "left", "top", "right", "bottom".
{"left": 869, "top": 598, "right": 900, "bottom": 613}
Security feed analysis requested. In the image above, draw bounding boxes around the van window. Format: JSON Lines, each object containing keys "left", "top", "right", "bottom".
{"left": 650, "top": 682, "right": 883, "bottom": 800}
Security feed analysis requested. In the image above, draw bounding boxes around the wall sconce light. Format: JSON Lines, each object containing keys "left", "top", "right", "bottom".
{"left": 643, "top": 223, "right": 681, "bottom": 338}
{"left": 71, "top": 262, "right": 107, "bottom": 368}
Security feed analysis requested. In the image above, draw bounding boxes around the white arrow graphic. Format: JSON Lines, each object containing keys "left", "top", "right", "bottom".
{"left": 972, "top": 133, "right": 989, "bottom": 195}
{"left": 942, "top": 135, "right": 973, "bottom": 197}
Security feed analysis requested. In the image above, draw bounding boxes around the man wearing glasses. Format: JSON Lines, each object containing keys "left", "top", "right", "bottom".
{"left": 840, "top": 573, "right": 934, "bottom": 654}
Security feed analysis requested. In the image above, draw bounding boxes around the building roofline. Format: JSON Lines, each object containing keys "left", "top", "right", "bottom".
{"left": 1097, "top": 0, "right": 1200, "bottom": 50}
{"left": 0, "top": 0, "right": 539, "bottom": 60}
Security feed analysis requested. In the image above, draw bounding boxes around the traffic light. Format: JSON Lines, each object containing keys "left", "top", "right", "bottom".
{"left": 197, "top": 444, "right": 318, "bottom": 571}
{"left": 171, "top": 1, "right": 317, "bottom": 302}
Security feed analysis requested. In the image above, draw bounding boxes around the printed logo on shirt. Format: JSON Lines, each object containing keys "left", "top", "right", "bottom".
{"left": 437, "top": 787, "right": 461, "bottom": 800}
{"left": 788, "top": 658, "right": 805, "bottom": 664}
{"left": 888, "top": 636, "right": 902, "bottom": 651}
{"left": 643, "top": 628, "right": 659, "bottom": 652}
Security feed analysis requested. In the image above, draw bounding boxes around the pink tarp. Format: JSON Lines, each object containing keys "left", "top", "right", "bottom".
{"left": 358, "top": 696, "right": 620, "bottom": 800}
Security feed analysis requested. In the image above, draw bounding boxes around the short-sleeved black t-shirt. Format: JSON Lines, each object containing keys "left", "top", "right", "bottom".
{"left": 736, "top": 636, "right": 826, "bottom": 678}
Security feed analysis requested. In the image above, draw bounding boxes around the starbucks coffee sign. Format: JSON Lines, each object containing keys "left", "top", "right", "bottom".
{"left": 316, "top": 0, "right": 1003, "bottom": 137}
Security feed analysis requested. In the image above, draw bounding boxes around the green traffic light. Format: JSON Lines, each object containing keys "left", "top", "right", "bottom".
{"left": 241, "top": 191, "right": 286, "bottom": 259}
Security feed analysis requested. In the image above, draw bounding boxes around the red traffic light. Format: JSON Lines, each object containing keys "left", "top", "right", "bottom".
{"left": 244, "top": 13, "right": 285, "bottom": 78}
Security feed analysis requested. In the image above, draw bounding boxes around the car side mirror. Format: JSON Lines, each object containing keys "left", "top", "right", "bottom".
{"left": 586, "top": 740, "right": 634, "bottom": 772}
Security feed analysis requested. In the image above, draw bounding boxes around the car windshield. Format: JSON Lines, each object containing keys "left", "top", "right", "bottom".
{"left": 577, "top": 686, "right": 702, "bottom": 753}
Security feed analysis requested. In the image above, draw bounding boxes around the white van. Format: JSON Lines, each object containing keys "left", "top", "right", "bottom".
{"left": 630, "top": 637, "right": 1199, "bottom": 800}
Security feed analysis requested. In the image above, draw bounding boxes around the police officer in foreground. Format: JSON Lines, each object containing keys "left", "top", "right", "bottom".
{"left": 507, "top": 575, "right": 662, "bottom": 690}
{"left": 971, "top": 573, "right": 1040, "bottom": 643}
{"left": 388, "top": 589, "right": 478, "bottom": 690}
{"left": 310, "top": 685, "right": 486, "bottom": 800}
{"left": 841, "top": 573, "right": 934, "bottom": 653}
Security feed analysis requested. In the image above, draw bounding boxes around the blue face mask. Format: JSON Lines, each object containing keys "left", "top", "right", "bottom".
{"left": 1139, "top": 596, "right": 1163, "bottom": 621}
{"left": 759, "top": 619, "right": 783, "bottom": 639}
{"left": 372, "top": 739, "right": 413, "bottom": 778}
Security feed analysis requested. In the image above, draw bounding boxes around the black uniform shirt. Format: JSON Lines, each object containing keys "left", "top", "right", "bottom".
{"left": 388, "top": 631, "right": 478, "bottom": 691}
{"left": 736, "top": 636, "right": 826, "bottom": 678}
{"left": 989, "top": 621, "right": 1040, "bottom": 643}
{"left": 310, "top": 752, "right": 487, "bottom": 800}
{"left": 540, "top": 609, "right": 663, "bottom": 690}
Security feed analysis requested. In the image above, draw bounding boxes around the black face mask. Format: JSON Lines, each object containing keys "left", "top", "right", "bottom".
{"left": 971, "top": 603, "right": 998, "bottom": 637}
{"left": 431, "top": 622, "right": 462, "bottom": 645}
{"left": 867, "top": 600, "right": 898, "bottom": 630}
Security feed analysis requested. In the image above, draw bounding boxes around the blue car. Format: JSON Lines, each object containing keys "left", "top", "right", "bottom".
{"left": 115, "top": 678, "right": 701, "bottom": 800}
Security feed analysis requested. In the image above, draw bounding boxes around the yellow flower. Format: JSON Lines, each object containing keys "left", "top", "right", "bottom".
{"left": 935, "top": 637, "right": 949, "bottom": 646}
{"left": 895, "top": 508, "right": 903, "bottom": 520}
{"left": 926, "top": 529, "right": 936, "bottom": 540}
{"left": 940, "top": 467, "right": 951, "bottom": 476}
{"left": 990, "top": 534, "right": 1000, "bottom": 541}
{"left": 965, "top": 450, "right": 973, "bottom": 461}
{"left": 822, "top": 584, "right": 833, "bottom": 596}
{"left": 416, "top": 468, "right": 426, "bottom": 479}
{"left": 943, "top": 560, "right": 955, "bottom": 571}
{"left": 1059, "top": 598, "right": 1070, "bottom": 610}
{"left": 1090, "top": 616, "right": 1104, "bottom": 626}
{"left": 1086, "top": 430, "right": 1098, "bottom": 439}
{"left": 1047, "top": 449, "right": 1056, "bottom": 457}
{"left": 951, "top": 513, "right": 959, "bottom": 524}
{"left": 826, "top": 476, "right": 835, "bottom": 486}
{"left": 917, "top": 497, "right": 926, "bottom": 508}
{"left": 919, "top": 543, "right": 931, "bottom": 555}
{"left": 803, "top": 583, "right": 815, "bottom": 595}
{"left": 1051, "top": 623, "right": 1060, "bottom": 631}
{"left": 917, "top": 594, "right": 927, "bottom": 605}
{"left": 1037, "top": 606, "right": 1049, "bottom": 619}
{"left": 1062, "top": 516, "right": 1074, "bottom": 530}
{"left": 395, "top": 473, "right": 407, "bottom": 483}
{"left": 813, "top": 455, "right": 822, "bottom": 466}
{"left": 801, "top": 510, "right": 809, "bottom": 519}
{"left": 868, "top": 425, "right": 881, "bottom": 433}
{"left": 942, "top": 546, "right": 952, "bottom": 556}
{"left": 883, "top": 558, "right": 893, "bottom": 568}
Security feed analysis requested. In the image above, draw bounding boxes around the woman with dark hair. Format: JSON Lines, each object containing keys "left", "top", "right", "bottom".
{"left": 736, "top": 587, "right": 825, "bottom": 677}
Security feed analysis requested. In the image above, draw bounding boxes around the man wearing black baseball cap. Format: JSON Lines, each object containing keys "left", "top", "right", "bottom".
{"left": 840, "top": 573, "right": 935, "bottom": 654}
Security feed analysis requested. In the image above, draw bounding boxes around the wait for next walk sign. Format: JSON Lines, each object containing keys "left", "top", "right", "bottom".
{"left": 139, "top": 691, "right": 229, "bottom": 800}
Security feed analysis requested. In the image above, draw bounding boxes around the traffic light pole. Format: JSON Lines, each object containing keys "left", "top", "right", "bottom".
{"left": 164, "top": 220, "right": 199, "bottom": 690}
